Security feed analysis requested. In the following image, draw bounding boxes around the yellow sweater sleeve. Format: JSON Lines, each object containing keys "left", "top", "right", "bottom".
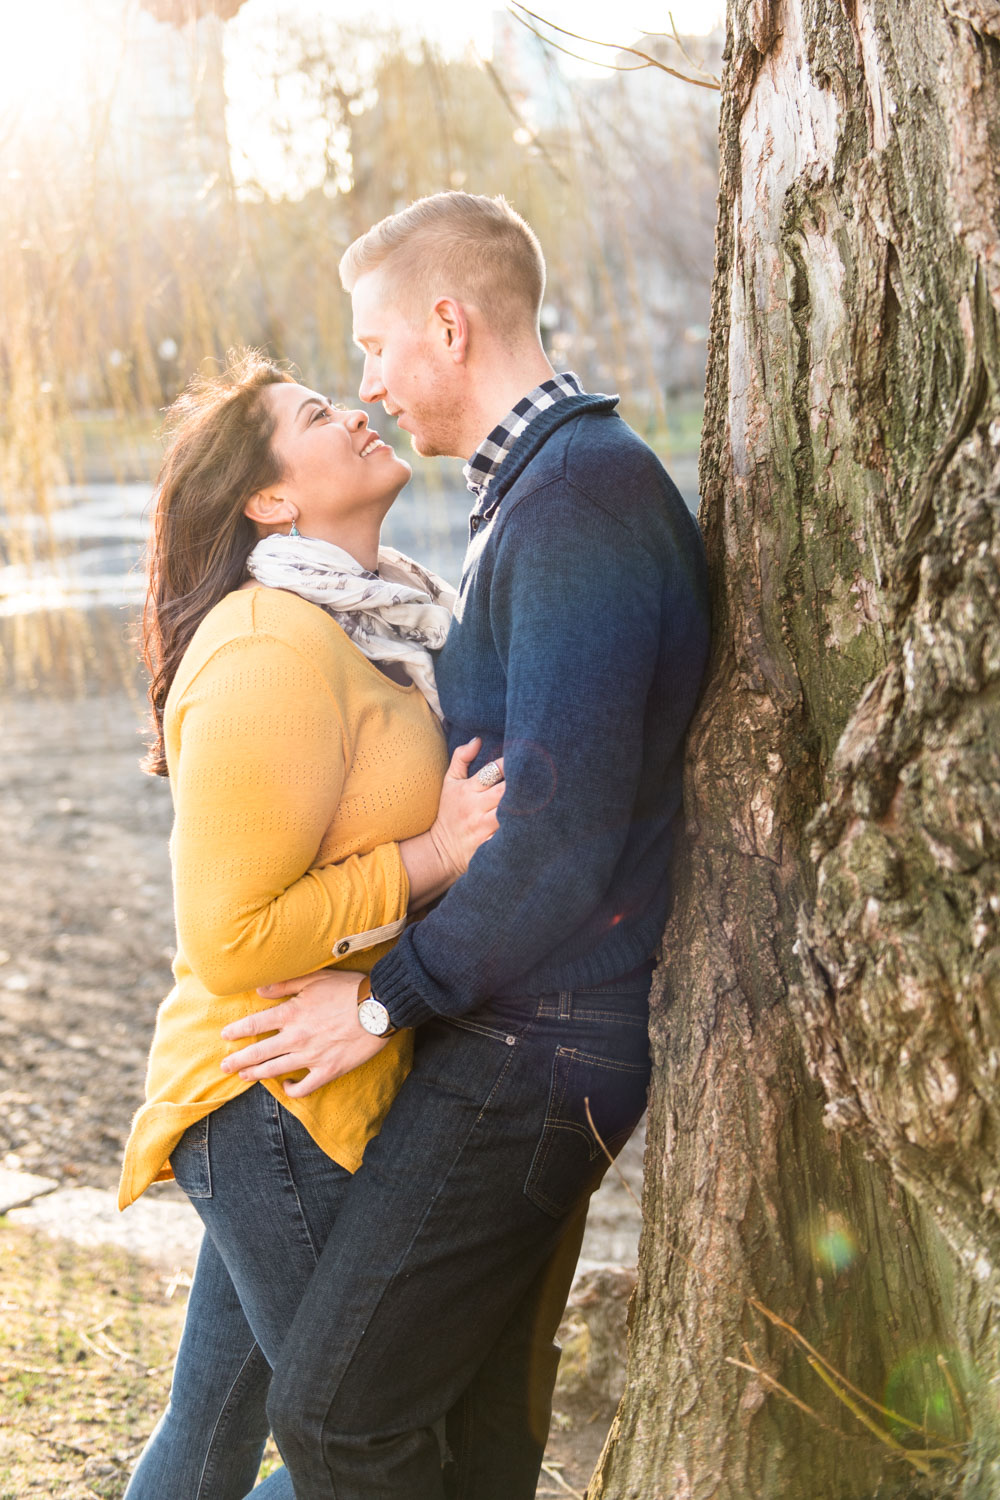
{"left": 169, "top": 629, "right": 410, "bottom": 997}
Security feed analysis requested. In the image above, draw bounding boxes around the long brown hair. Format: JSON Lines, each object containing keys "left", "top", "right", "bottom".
{"left": 141, "top": 347, "right": 295, "bottom": 775}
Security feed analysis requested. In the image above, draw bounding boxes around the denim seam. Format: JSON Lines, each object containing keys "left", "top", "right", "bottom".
{"left": 526, "top": 1048, "right": 572, "bottom": 1201}
{"left": 473, "top": 1047, "right": 519, "bottom": 1130}
{"left": 536, "top": 1008, "right": 648, "bottom": 1026}
{"left": 542, "top": 1119, "right": 604, "bottom": 1156}
{"left": 172, "top": 1113, "right": 213, "bottom": 1199}
{"left": 268, "top": 1091, "right": 322, "bottom": 1264}
{"left": 452, "top": 1379, "right": 477, "bottom": 1500}
{"left": 441, "top": 1014, "right": 523, "bottom": 1043}
{"left": 195, "top": 1340, "right": 268, "bottom": 1500}
{"left": 557, "top": 1048, "right": 650, "bottom": 1074}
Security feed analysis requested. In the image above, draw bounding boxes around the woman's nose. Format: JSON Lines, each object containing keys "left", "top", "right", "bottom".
{"left": 345, "top": 409, "right": 369, "bottom": 431}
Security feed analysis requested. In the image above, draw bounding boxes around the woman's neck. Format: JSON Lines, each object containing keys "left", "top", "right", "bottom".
{"left": 291, "top": 520, "right": 382, "bottom": 574}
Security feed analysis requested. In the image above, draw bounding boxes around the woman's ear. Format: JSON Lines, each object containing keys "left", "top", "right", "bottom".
{"left": 244, "top": 491, "right": 296, "bottom": 530}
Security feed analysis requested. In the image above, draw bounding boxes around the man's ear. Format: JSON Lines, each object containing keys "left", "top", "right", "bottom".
{"left": 432, "top": 297, "right": 469, "bottom": 362}
{"left": 244, "top": 490, "right": 295, "bottom": 529}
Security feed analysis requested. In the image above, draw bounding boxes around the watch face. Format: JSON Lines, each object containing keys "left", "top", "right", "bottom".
{"left": 358, "top": 998, "right": 391, "bottom": 1036}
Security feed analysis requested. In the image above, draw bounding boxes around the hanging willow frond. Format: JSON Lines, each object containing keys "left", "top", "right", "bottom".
{"left": 138, "top": 0, "right": 250, "bottom": 24}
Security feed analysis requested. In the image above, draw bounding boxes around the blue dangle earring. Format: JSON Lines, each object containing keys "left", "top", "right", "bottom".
{"left": 288, "top": 520, "right": 300, "bottom": 537}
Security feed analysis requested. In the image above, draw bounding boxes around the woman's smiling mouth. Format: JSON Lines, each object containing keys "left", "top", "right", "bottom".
{"left": 359, "top": 434, "right": 388, "bottom": 457}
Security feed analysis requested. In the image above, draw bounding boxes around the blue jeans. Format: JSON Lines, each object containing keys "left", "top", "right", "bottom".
{"left": 124, "top": 1085, "right": 350, "bottom": 1500}
{"left": 265, "top": 969, "right": 653, "bottom": 1499}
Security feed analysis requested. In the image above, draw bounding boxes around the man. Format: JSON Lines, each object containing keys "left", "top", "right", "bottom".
{"left": 223, "top": 191, "right": 710, "bottom": 1498}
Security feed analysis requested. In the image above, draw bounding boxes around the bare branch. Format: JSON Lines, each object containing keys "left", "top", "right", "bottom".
{"left": 507, "top": 10, "right": 650, "bottom": 74}
{"left": 507, "top": 3, "right": 721, "bottom": 91}
{"left": 668, "top": 11, "right": 716, "bottom": 77}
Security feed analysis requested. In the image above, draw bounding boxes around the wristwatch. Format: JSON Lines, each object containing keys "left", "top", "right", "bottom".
{"left": 357, "top": 977, "right": 397, "bottom": 1038}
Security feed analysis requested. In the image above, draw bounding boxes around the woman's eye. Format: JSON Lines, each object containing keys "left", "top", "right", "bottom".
{"left": 311, "top": 407, "right": 330, "bottom": 423}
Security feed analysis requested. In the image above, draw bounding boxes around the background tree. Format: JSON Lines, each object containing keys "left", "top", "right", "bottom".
{"left": 592, "top": 1, "right": 1000, "bottom": 1495}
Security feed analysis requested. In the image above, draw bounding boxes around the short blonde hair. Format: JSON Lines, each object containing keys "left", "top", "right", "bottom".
{"left": 339, "top": 192, "right": 546, "bottom": 334}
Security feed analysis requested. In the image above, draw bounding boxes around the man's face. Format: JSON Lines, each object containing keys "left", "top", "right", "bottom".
{"left": 351, "top": 268, "right": 469, "bottom": 459}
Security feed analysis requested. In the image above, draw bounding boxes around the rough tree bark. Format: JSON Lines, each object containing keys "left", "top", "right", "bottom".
{"left": 592, "top": 2, "right": 1000, "bottom": 1496}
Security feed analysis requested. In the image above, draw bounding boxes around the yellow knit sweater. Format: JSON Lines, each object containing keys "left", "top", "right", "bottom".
{"left": 118, "top": 586, "right": 448, "bottom": 1210}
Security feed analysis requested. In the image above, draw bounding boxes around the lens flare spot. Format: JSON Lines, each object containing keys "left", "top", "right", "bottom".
{"left": 501, "top": 738, "right": 557, "bottom": 816}
{"left": 811, "top": 1222, "right": 858, "bottom": 1276}
{"left": 884, "top": 1346, "right": 974, "bottom": 1443}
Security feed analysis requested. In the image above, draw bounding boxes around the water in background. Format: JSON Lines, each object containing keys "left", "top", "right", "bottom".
{"left": 0, "top": 457, "right": 699, "bottom": 619}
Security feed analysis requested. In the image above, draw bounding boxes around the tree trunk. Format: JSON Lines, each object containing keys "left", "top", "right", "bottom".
{"left": 592, "top": 1, "right": 1000, "bottom": 1495}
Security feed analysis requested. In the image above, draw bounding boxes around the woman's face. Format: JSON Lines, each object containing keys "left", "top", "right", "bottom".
{"left": 256, "top": 380, "right": 412, "bottom": 538}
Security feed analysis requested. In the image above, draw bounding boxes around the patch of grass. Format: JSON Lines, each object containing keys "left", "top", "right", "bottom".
{"left": 0, "top": 1220, "right": 286, "bottom": 1496}
{"left": 0, "top": 1219, "right": 183, "bottom": 1497}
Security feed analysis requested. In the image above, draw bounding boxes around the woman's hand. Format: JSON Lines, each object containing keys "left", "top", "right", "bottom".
{"left": 429, "top": 737, "right": 504, "bottom": 880}
{"left": 398, "top": 737, "right": 503, "bottom": 909}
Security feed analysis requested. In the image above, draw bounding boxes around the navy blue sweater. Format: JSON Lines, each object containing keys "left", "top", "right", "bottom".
{"left": 371, "top": 393, "right": 711, "bottom": 1028}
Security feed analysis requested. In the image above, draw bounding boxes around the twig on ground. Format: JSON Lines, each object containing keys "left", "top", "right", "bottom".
{"left": 27, "top": 1429, "right": 93, "bottom": 1459}
{"left": 94, "top": 1329, "right": 147, "bottom": 1368}
{"left": 0, "top": 1359, "right": 111, "bottom": 1379}
{"left": 539, "top": 1459, "right": 585, "bottom": 1499}
{"left": 75, "top": 1327, "right": 116, "bottom": 1364}
{"left": 161, "top": 1269, "right": 193, "bottom": 1299}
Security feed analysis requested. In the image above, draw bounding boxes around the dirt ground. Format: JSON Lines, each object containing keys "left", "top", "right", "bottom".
{"left": 1, "top": 683, "right": 643, "bottom": 1496}
{"left": 1, "top": 689, "right": 177, "bottom": 1194}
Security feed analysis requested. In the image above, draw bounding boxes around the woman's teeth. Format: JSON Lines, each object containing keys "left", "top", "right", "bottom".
{"left": 360, "top": 437, "right": 386, "bottom": 457}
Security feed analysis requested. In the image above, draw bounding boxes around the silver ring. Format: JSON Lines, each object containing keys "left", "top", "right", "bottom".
{"left": 476, "top": 761, "right": 504, "bottom": 789}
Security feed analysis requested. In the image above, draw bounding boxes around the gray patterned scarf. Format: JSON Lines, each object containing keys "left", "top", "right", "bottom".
{"left": 246, "top": 534, "right": 455, "bottom": 720}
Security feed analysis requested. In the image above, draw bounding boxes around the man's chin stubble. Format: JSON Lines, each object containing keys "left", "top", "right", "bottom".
{"left": 409, "top": 432, "right": 464, "bottom": 461}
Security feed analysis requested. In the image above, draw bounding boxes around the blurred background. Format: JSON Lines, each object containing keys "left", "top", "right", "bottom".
{"left": 0, "top": 0, "right": 723, "bottom": 687}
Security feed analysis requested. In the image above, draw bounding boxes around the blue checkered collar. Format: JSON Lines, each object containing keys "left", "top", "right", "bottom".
{"left": 463, "top": 371, "right": 584, "bottom": 505}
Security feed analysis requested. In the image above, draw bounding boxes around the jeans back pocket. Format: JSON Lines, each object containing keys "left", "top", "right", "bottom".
{"left": 169, "top": 1113, "right": 213, "bottom": 1199}
{"left": 524, "top": 1045, "right": 651, "bottom": 1218}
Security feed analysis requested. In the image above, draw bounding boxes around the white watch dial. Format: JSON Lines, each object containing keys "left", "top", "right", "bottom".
{"left": 358, "top": 997, "right": 392, "bottom": 1036}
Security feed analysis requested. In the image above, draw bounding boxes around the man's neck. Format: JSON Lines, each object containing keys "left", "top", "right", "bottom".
{"left": 461, "top": 350, "right": 557, "bottom": 457}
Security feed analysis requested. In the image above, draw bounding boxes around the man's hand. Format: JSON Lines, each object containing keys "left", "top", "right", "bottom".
{"left": 220, "top": 970, "right": 386, "bottom": 1097}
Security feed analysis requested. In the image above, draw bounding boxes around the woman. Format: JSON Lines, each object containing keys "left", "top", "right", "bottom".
{"left": 119, "top": 348, "right": 502, "bottom": 1497}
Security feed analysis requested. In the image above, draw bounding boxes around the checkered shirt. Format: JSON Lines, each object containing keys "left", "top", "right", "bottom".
{"left": 463, "top": 371, "right": 584, "bottom": 506}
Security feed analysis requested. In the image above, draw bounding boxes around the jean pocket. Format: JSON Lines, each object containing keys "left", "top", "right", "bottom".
{"left": 169, "top": 1113, "right": 212, "bottom": 1199}
{"left": 524, "top": 1045, "right": 651, "bottom": 1218}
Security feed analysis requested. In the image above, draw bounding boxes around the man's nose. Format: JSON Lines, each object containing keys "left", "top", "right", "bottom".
{"left": 359, "top": 358, "right": 384, "bottom": 404}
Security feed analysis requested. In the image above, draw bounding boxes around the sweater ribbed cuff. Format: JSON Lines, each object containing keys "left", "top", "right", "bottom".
{"left": 370, "top": 946, "right": 437, "bottom": 1031}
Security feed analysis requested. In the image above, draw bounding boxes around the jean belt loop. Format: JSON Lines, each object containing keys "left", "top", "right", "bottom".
{"left": 558, "top": 989, "right": 573, "bottom": 1020}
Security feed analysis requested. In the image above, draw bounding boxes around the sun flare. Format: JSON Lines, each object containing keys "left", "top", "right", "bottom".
{"left": 0, "top": 0, "right": 100, "bottom": 131}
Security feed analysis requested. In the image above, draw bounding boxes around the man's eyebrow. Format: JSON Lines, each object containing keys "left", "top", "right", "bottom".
{"left": 295, "top": 396, "right": 327, "bottom": 420}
